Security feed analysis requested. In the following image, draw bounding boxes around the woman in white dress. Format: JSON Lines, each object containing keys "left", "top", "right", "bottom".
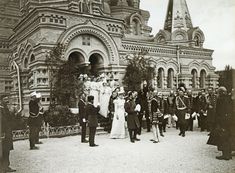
{"left": 99, "top": 82, "right": 112, "bottom": 117}
{"left": 89, "top": 78, "right": 99, "bottom": 107}
{"left": 110, "top": 88, "right": 126, "bottom": 139}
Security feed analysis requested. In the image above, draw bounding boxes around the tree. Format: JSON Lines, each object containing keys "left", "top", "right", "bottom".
{"left": 53, "top": 60, "right": 83, "bottom": 106}
{"left": 45, "top": 43, "right": 65, "bottom": 106}
{"left": 123, "top": 51, "right": 155, "bottom": 91}
{"left": 45, "top": 43, "right": 84, "bottom": 107}
{"left": 218, "top": 65, "right": 233, "bottom": 92}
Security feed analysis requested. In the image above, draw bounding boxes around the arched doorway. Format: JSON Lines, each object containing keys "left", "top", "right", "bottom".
{"left": 200, "top": 69, "right": 206, "bottom": 88}
{"left": 191, "top": 69, "right": 198, "bottom": 89}
{"left": 167, "top": 68, "right": 174, "bottom": 88}
{"left": 68, "top": 51, "right": 85, "bottom": 74}
{"left": 89, "top": 53, "right": 104, "bottom": 76}
{"left": 157, "top": 68, "right": 164, "bottom": 89}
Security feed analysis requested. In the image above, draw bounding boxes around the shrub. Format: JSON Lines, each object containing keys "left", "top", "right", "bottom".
{"left": 44, "top": 105, "right": 78, "bottom": 127}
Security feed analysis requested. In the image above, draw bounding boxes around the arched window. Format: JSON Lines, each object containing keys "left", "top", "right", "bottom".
{"left": 24, "top": 58, "right": 28, "bottom": 68}
{"left": 157, "top": 68, "right": 164, "bottom": 89}
{"left": 167, "top": 68, "right": 174, "bottom": 88}
{"left": 200, "top": 70, "right": 206, "bottom": 88}
{"left": 191, "top": 69, "right": 197, "bottom": 88}
{"left": 157, "top": 35, "right": 166, "bottom": 43}
{"left": 132, "top": 18, "right": 140, "bottom": 35}
{"left": 30, "top": 54, "right": 35, "bottom": 62}
{"left": 195, "top": 36, "right": 200, "bottom": 46}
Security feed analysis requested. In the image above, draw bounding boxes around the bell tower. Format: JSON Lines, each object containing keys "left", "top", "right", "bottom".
{"left": 164, "top": 0, "right": 193, "bottom": 32}
{"left": 156, "top": 0, "right": 205, "bottom": 48}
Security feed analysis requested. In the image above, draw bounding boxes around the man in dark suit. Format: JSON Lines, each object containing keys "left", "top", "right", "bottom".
{"left": 136, "top": 81, "right": 150, "bottom": 134}
{"left": 86, "top": 96, "right": 100, "bottom": 147}
{"left": 124, "top": 91, "right": 140, "bottom": 143}
{"left": 0, "top": 95, "right": 16, "bottom": 172}
{"left": 78, "top": 93, "right": 88, "bottom": 143}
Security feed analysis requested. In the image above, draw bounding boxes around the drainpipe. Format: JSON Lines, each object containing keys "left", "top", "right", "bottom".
{"left": 13, "top": 61, "right": 23, "bottom": 114}
{"left": 176, "top": 45, "right": 181, "bottom": 89}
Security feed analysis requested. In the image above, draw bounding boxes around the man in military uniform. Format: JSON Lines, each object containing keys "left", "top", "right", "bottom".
{"left": 0, "top": 95, "right": 16, "bottom": 172}
{"left": 175, "top": 87, "right": 190, "bottom": 137}
{"left": 157, "top": 92, "right": 165, "bottom": 137}
{"left": 28, "top": 92, "right": 40, "bottom": 150}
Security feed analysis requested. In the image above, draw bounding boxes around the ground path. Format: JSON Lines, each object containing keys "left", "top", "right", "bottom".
{"left": 11, "top": 128, "right": 235, "bottom": 173}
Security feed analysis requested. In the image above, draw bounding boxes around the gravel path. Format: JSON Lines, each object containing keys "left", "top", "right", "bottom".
{"left": 10, "top": 128, "right": 235, "bottom": 173}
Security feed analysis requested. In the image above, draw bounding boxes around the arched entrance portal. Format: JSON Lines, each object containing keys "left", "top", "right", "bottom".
{"left": 89, "top": 53, "right": 104, "bottom": 76}
{"left": 68, "top": 51, "right": 86, "bottom": 74}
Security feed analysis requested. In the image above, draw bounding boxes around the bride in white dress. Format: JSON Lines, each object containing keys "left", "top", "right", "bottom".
{"left": 110, "top": 88, "right": 126, "bottom": 139}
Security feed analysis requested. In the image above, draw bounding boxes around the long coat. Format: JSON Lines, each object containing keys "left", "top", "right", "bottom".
{"left": 0, "top": 102, "right": 13, "bottom": 152}
{"left": 86, "top": 103, "right": 100, "bottom": 128}
{"left": 28, "top": 99, "right": 41, "bottom": 127}
{"left": 207, "top": 95, "right": 232, "bottom": 150}
{"left": 124, "top": 99, "right": 140, "bottom": 130}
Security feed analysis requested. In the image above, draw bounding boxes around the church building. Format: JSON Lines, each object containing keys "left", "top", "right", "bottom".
{"left": 0, "top": 0, "right": 218, "bottom": 113}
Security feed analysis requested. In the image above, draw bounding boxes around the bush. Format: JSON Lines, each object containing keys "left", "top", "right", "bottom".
{"left": 44, "top": 105, "right": 78, "bottom": 127}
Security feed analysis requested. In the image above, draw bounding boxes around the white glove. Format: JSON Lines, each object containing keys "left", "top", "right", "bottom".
{"left": 135, "top": 104, "right": 141, "bottom": 112}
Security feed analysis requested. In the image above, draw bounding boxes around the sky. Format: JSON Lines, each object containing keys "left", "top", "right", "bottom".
{"left": 140, "top": 0, "right": 235, "bottom": 70}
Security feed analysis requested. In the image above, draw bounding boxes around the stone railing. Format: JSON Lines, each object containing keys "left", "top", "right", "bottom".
{"left": 12, "top": 124, "right": 106, "bottom": 141}
{"left": 12, "top": 124, "right": 81, "bottom": 141}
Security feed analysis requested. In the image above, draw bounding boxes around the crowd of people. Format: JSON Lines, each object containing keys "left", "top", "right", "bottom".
{"left": 77, "top": 76, "right": 235, "bottom": 160}
{"left": 0, "top": 78, "right": 235, "bottom": 172}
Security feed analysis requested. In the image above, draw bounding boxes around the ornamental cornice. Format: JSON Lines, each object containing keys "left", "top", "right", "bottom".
{"left": 122, "top": 42, "right": 177, "bottom": 55}
{"left": 122, "top": 41, "right": 213, "bottom": 58}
